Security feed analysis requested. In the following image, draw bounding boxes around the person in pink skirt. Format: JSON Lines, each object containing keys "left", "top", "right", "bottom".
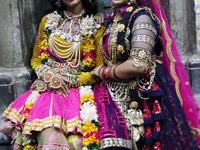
{"left": 0, "top": 0, "right": 105, "bottom": 149}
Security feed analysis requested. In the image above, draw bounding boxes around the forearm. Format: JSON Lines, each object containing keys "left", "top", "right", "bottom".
{"left": 115, "top": 60, "right": 146, "bottom": 79}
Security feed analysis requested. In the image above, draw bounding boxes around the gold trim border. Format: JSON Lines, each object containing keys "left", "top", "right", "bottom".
{"left": 100, "top": 138, "right": 132, "bottom": 149}
{"left": 2, "top": 107, "right": 82, "bottom": 135}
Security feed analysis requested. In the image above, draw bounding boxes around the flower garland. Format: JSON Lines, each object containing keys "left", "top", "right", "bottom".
{"left": 24, "top": 90, "right": 40, "bottom": 119}
{"left": 22, "top": 90, "right": 40, "bottom": 150}
{"left": 38, "top": 11, "right": 100, "bottom": 71}
{"left": 81, "top": 15, "right": 100, "bottom": 71}
{"left": 82, "top": 34, "right": 96, "bottom": 71}
{"left": 38, "top": 48, "right": 50, "bottom": 63}
{"left": 23, "top": 142, "right": 37, "bottom": 150}
{"left": 38, "top": 26, "right": 50, "bottom": 62}
{"left": 79, "top": 85, "right": 100, "bottom": 150}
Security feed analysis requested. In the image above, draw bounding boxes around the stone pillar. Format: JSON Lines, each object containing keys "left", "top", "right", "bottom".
{"left": 161, "top": 0, "right": 196, "bottom": 56}
{"left": 195, "top": 0, "right": 200, "bottom": 54}
{"left": 162, "top": 0, "right": 200, "bottom": 105}
{"left": 191, "top": 0, "right": 200, "bottom": 104}
{"left": 0, "top": 1, "right": 38, "bottom": 148}
{"left": 96, "top": 0, "right": 111, "bottom": 15}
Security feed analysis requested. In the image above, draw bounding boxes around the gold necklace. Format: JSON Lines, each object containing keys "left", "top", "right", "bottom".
{"left": 99, "top": 24, "right": 119, "bottom": 67}
{"left": 112, "top": 12, "right": 122, "bottom": 26}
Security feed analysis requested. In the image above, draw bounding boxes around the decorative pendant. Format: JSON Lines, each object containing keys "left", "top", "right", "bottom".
{"left": 67, "top": 36, "right": 73, "bottom": 42}
{"left": 60, "top": 34, "right": 66, "bottom": 40}
{"left": 74, "top": 35, "right": 80, "bottom": 42}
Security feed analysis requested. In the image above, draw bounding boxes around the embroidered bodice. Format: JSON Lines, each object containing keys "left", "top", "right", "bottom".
{"left": 31, "top": 11, "right": 105, "bottom": 85}
{"left": 100, "top": 8, "right": 161, "bottom": 68}
{"left": 45, "top": 11, "right": 101, "bottom": 67}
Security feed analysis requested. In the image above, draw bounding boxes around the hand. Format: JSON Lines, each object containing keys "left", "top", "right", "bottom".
{"left": 94, "top": 13, "right": 104, "bottom": 24}
{"left": 54, "top": 74, "right": 70, "bottom": 98}
{"left": 91, "top": 66, "right": 102, "bottom": 77}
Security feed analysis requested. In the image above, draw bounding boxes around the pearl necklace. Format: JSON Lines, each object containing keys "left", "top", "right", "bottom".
{"left": 48, "top": 10, "right": 85, "bottom": 68}
{"left": 54, "top": 9, "right": 85, "bottom": 42}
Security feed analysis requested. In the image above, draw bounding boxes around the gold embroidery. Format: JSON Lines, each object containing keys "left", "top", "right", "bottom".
{"left": 189, "top": 108, "right": 193, "bottom": 112}
{"left": 130, "top": 58, "right": 147, "bottom": 67}
{"left": 129, "top": 80, "right": 137, "bottom": 88}
{"left": 126, "top": 6, "right": 133, "bottom": 12}
{"left": 3, "top": 107, "right": 24, "bottom": 123}
{"left": 132, "top": 22, "right": 157, "bottom": 35}
{"left": 118, "top": 24, "right": 125, "bottom": 32}
{"left": 100, "top": 138, "right": 132, "bottom": 149}
{"left": 191, "top": 126, "right": 200, "bottom": 139}
{"left": 156, "top": 0, "right": 182, "bottom": 105}
{"left": 131, "top": 34, "right": 155, "bottom": 47}
{"left": 2, "top": 107, "right": 82, "bottom": 135}
{"left": 24, "top": 116, "right": 82, "bottom": 134}
{"left": 130, "top": 48, "right": 156, "bottom": 65}
{"left": 132, "top": 7, "right": 161, "bottom": 34}
{"left": 185, "top": 81, "right": 189, "bottom": 85}
{"left": 117, "top": 44, "right": 124, "bottom": 53}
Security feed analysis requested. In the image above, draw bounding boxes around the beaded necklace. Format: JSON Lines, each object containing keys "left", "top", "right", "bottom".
{"left": 48, "top": 10, "right": 85, "bottom": 68}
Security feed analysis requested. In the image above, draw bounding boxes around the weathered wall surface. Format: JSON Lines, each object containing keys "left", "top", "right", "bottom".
{"left": 161, "top": 0, "right": 200, "bottom": 104}
{"left": 0, "top": 1, "right": 38, "bottom": 149}
{"left": 0, "top": 0, "right": 199, "bottom": 149}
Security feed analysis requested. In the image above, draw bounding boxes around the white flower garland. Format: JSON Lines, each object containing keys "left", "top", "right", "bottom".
{"left": 45, "top": 11, "right": 61, "bottom": 31}
{"left": 44, "top": 11, "right": 101, "bottom": 39}
{"left": 79, "top": 85, "right": 100, "bottom": 150}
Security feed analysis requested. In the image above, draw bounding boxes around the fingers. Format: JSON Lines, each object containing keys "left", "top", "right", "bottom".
{"left": 55, "top": 89, "right": 65, "bottom": 97}
{"left": 54, "top": 76, "right": 70, "bottom": 98}
{"left": 91, "top": 67, "right": 100, "bottom": 76}
{"left": 61, "top": 79, "right": 70, "bottom": 96}
{"left": 60, "top": 75, "right": 70, "bottom": 95}
{"left": 59, "top": 74, "right": 70, "bottom": 83}
{"left": 94, "top": 13, "right": 104, "bottom": 24}
{"left": 55, "top": 85, "right": 69, "bottom": 98}
{"left": 100, "top": 14, "right": 105, "bottom": 24}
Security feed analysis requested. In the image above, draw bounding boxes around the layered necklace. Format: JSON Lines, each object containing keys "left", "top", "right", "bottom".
{"left": 48, "top": 10, "right": 85, "bottom": 68}
{"left": 99, "top": 11, "right": 122, "bottom": 67}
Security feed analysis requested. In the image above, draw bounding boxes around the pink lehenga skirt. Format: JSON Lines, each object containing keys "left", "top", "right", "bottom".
{"left": 0, "top": 88, "right": 82, "bottom": 148}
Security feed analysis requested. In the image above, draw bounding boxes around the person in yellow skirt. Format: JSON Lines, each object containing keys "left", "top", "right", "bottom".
{"left": 0, "top": 0, "right": 104, "bottom": 149}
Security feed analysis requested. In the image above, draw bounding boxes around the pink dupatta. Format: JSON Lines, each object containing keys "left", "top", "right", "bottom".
{"left": 151, "top": 0, "right": 200, "bottom": 146}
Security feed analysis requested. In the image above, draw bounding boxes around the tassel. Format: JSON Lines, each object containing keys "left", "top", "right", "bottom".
{"left": 153, "top": 141, "right": 161, "bottom": 150}
{"left": 152, "top": 100, "right": 164, "bottom": 121}
{"left": 151, "top": 81, "right": 161, "bottom": 91}
{"left": 152, "top": 121, "right": 160, "bottom": 140}
{"left": 145, "top": 125, "right": 153, "bottom": 146}
{"left": 143, "top": 101, "right": 153, "bottom": 125}
{"left": 143, "top": 145, "right": 151, "bottom": 150}
{"left": 139, "top": 81, "right": 163, "bottom": 97}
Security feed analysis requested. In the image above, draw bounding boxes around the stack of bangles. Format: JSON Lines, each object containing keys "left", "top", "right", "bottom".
{"left": 98, "top": 64, "right": 119, "bottom": 80}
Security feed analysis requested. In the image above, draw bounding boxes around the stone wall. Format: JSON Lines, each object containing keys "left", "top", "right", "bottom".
{"left": 164, "top": 0, "right": 200, "bottom": 103}
{"left": 0, "top": 1, "right": 38, "bottom": 149}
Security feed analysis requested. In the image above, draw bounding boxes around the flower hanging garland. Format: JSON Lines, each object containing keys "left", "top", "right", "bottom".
{"left": 82, "top": 34, "right": 96, "bottom": 71}
{"left": 79, "top": 85, "right": 100, "bottom": 150}
{"left": 24, "top": 90, "right": 40, "bottom": 119}
{"left": 39, "top": 11, "right": 100, "bottom": 71}
{"left": 81, "top": 15, "right": 100, "bottom": 71}
{"left": 22, "top": 90, "right": 40, "bottom": 150}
